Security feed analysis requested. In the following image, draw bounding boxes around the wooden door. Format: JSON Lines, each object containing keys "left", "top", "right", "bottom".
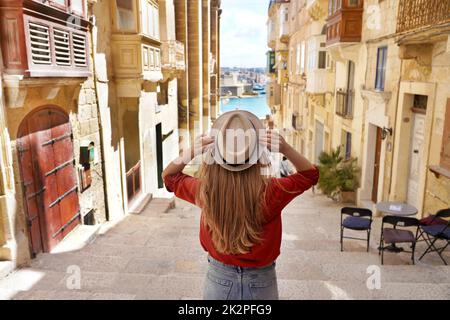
{"left": 17, "top": 107, "right": 80, "bottom": 256}
{"left": 407, "top": 113, "right": 425, "bottom": 207}
{"left": 372, "top": 127, "right": 382, "bottom": 203}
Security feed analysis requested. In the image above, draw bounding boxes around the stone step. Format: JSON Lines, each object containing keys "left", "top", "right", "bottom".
{"left": 51, "top": 224, "right": 101, "bottom": 254}
{"left": 128, "top": 193, "right": 152, "bottom": 214}
{"left": 139, "top": 197, "right": 176, "bottom": 216}
{"left": 0, "top": 261, "right": 14, "bottom": 279}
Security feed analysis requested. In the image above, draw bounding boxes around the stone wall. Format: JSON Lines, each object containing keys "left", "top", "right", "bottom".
{"left": 422, "top": 40, "right": 450, "bottom": 215}
{"left": 73, "top": 79, "right": 107, "bottom": 223}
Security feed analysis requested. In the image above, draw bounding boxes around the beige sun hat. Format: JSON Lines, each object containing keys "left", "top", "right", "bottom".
{"left": 208, "top": 110, "right": 270, "bottom": 172}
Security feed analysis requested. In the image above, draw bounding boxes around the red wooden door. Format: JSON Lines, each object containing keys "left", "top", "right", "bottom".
{"left": 372, "top": 127, "right": 382, "bottom": 203}
{"left": 17, "top": 107, "right": 80, "bottom": 256}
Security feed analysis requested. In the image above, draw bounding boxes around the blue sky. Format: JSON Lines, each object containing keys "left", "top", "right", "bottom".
{"left": 220, "top": 0, "right": 269, "bottom": 68}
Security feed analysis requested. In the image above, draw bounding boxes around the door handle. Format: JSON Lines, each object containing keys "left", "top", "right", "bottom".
{"left": 414, "top": 150, "right": 419, "bottom": 154}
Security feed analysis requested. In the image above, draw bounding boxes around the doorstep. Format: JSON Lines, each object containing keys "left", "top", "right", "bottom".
{"left": 50, "top": 224, "right": 101, "bottom": 254}
{"left": 128, "top": 192, "right": 153, "bottom": 214}
{"left": 140, "top": 197, "right": 176, "bottom": 216}
{"left": 0, "top": 261, "right": 14, "bottom": 279}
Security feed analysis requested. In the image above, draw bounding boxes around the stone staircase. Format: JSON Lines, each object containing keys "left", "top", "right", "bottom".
{"left": 0, "top": 190, "right": 448, "bottom": 300}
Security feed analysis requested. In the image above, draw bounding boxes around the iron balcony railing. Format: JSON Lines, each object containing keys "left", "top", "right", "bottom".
{"left": 397, "top": 0, "right": 450, "bottom": 33}
{"left": 336, "top": 90, "right": 354, "bottom": 119}
{"left": 126, "top": 161, "right": 141, "bottom": 202}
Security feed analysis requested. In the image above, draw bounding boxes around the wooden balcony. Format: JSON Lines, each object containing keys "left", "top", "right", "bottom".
{"left": 111, "top": 34, "right": 162, "bottom": 82}
{"left": 397, "top": 0, "right": 450, "bottom": 33}
{"left": 267, "top": 51, "right": 276, "bottom": 74}
{"left": 0, "top": 0, "right": 90, "bottom": 77}
{"left": 326, "top": 0, "right": 363, "bottom": 46}
{"left": 161, "top": 40, "right": 185, "bottom": 72}
{"left": 335, "top": 90, "right": 353, "bottom": 119}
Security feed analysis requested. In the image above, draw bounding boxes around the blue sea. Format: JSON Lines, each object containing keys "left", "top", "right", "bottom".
{"left": 220, "top": 94, "right": 271, "bottom": 119}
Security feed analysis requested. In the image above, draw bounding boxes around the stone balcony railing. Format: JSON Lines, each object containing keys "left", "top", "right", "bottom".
{"left": 397, "top": 0, "right": 450, "bottom": 33}
{"left": 161, "top": 40, "right": 185, "bottom": 72}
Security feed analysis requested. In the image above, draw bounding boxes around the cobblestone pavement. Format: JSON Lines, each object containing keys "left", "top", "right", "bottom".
{"left": 1, "top": 191, "right": 449, "bottom": 300}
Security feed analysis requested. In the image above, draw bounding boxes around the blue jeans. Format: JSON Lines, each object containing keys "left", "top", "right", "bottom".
{"left": 203, "top": 255, "right": 279, "bottom": 300}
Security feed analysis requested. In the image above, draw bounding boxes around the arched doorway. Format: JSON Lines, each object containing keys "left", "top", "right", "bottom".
{"left": 17, "top": 106, "right": 80, "bottom": 257}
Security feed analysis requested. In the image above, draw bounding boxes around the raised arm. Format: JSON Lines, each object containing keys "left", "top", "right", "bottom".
{"left": 162, "top": 134, "right": 214, "bottom": 179}
{"left": 261, "top": 130, "right": 318, "bottom": 213}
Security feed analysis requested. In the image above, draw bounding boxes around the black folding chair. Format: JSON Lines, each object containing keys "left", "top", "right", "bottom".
{"left": 340, "top": 207, "right": 372, "bottom": 252}
{"left": 418, "top": 208, "right": 450, "bottom": 265}
{"left": 379, "top": 215, "right": 420, "bottom": 265}
{"left": 416, "top": 209, "right": 449, "bottom": 243}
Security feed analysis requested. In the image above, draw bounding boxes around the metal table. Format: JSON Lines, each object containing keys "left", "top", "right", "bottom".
{"left": 376, "top": 201, "right": 418, "bottom": 252}
{"left": 376, "top": 202, "right": 418, "bottom": 217}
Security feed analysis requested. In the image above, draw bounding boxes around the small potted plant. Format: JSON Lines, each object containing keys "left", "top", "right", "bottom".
{"left": 338, "top": 157, "right": 360, "bottom": 204}
{"left": 317, "top": 147, "right": 360, "bottom": 204}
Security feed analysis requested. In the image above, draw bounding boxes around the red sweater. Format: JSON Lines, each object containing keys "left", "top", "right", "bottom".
{"left": 163, "top": 167, "right": 319, "bottom": 268}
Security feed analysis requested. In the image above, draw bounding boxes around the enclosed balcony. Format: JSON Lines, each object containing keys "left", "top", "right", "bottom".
{"left": 0, "top": 0, "right": 90, "bottom": 77}
{"left": 395, "top": 0, "right": 450, "bottom": 66}
{"left": 306, "top": 36, "right": 334, "bottom": 94}
{"left": 110, "top": 0, "right": 163, "bottom": 83}
{"left": 326, "top": 0, "right": 363, "bottom": 46}
{"left": 267, "top": 50, "right": 276, "bottom": 74}
{"left": 161, "top": 40, "right": 185, "bottom": 72}
{"left": 279, "top": 6, "right": 290, "bottom": 43}
{"left": 267, "top": 81, "right": 281, "bottom": 108}
{"left": 397, "top": 0, "right": 450, "bottom": 34}
{"left": 268, "top": 20, "right": 277, "bottom": 48}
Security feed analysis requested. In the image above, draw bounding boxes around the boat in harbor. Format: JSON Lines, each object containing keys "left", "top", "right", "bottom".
{"left": 253, "top": 84, "right": 265, "bottom": 91}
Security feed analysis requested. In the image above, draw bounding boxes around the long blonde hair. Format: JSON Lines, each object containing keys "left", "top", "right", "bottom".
{"left": 197, "top": 163, "right": 269, "bottom": 255}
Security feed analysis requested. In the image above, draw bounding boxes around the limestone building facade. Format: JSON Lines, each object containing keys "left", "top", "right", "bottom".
{"left": 0, "top": 0, "right": 221, "bottom": 269}
{"left": 267, "top": 0, "right": 450, "bottom": 216}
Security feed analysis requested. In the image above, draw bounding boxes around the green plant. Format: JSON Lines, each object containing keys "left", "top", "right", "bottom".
{"left": 339, "top": 157, "right": 359, "bottom": 192}
{"left": 317, "top": 147, "right": 360, "bottom": 201}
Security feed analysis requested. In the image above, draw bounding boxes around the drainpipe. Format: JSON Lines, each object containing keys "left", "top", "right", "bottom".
{"left": 387, "top": 58, "right": 404, "bottom": 198}
{"left": 88, "top": 14, "right": 110, "bottom": 221}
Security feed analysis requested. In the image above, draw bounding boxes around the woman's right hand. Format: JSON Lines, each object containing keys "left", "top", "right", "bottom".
{"left": 193, "top": 133, "right": 215, "bottom": 156}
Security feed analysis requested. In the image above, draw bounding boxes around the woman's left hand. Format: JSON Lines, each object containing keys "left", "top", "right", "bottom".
{"left": 260, "top": 130, "right": 288, "bottom": 154}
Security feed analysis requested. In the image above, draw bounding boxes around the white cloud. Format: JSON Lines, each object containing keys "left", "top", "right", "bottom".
{"left": 220, "top": 0, "right": 269, "bottom": 68}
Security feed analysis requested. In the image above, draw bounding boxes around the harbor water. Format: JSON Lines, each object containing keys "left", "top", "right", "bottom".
{"left": 220, "top": 94, "right": 271, "bottom": 119}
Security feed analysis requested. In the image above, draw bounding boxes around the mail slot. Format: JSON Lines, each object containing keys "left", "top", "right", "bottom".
{"left": 80, "top": 142, "right": 95, "bottom": 165}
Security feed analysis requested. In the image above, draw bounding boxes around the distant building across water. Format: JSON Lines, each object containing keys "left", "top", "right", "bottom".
{"left": 219, "top": 67, "right": 270, "bottom": 119}
{"left": 220, "top": 67, "right": 268, "bottom": 98}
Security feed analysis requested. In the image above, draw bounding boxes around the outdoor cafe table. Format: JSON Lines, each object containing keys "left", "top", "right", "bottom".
{"left": 376, "top": 201, "right": 418, "bottom": 252}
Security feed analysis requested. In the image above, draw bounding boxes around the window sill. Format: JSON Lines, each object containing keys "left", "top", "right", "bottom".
{"left": 360, "top": 88, "right": 392, "bottom": 104}
{"left": 429, "top": 165, "right": 450, "bottom": 179}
